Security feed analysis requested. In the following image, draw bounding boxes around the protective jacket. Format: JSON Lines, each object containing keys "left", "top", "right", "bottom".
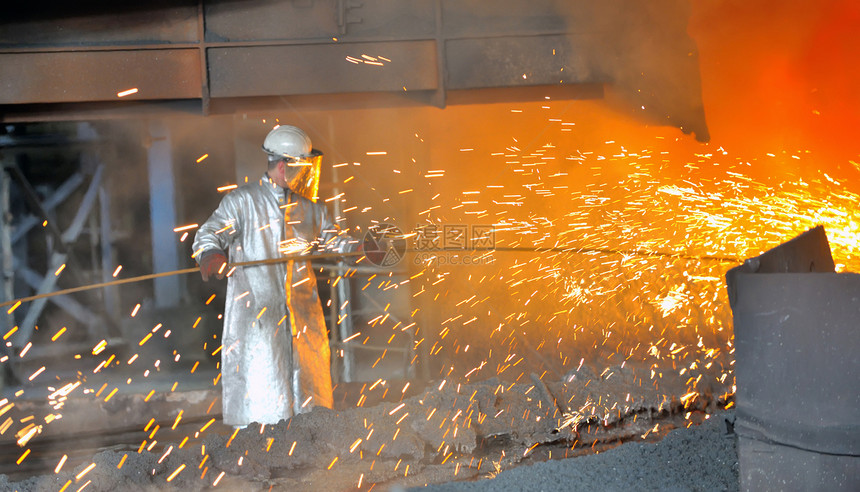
{"left": 193, "top": 173, "right": 355, "bottom": 426}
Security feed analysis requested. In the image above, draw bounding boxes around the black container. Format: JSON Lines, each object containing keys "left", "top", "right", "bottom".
{"left": 727, "top": 227, "right": 860, "bottom": 491}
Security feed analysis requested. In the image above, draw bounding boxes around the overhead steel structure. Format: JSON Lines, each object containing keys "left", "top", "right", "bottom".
{"left": 0, "top": 0, "right": 709, "bottom": 141}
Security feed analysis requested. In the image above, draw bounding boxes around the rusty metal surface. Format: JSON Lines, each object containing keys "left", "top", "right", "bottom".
{"left": 205, "top": 0, "right": 436, "bottom": 41}
{"left": 440, "top": 0, "right": 594, "bottom": 36}
{"left": 0, "top": 1, "right": 198, "bottom": 47}
{"left": 0, "top": 50, "right": 202, "bottom": 104}
{"left": 208, "top": 41, "right": 438, "bottom": 97}
{"left": 0, "top": 0, "right": 709, "bottom": 139}
{"left": 446, "top": 34, "right": 595, "bottom": 89}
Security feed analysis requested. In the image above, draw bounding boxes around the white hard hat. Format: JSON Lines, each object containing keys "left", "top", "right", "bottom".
{"left": 262, "top": 125, "right": 315, "bottom": 161}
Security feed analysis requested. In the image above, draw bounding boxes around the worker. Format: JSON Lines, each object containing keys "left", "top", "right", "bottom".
{"left": 192, "top": 125, "right": 359, "bottom": 428}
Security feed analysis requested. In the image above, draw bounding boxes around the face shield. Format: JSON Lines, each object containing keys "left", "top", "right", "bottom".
{"left": 280, "top": 149, "right": 323, "bottom": 202}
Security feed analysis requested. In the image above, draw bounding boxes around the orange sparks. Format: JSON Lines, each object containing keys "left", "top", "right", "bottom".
{"left": 116, "top": 88, "right": 138, "bottom": 97}
{"left": 196, "top": 154, "right": 209, "bottom": 163}
{"left": 217, "top": 184, "right": 238, "bottom": 192}
{"left": 49, "top": 454, "right": 69, "bottom": 475}
{"left": 2, "top": 326, "right": 17, "bottom": 340}
{"left": 19, "top": 342, "right": 32, "bottom": 358}
{"left": 28, "top": 366, "right": 45, "bottom": 381}
{"left": 76, "top": 462, "right": 96, "bottom": 480}
{"left": 167, "top": 464, "right": 185, "bottom": 482}
{"left": 16, "top": 449, "right": 30, "bottom": 465}
{"left": 225, "top": 427, "right": 240, "bottom": 448}
{"left": 112, "top": 265, "right": 122, "bottom": 277}
{"left": 212, "top": 471, "right": 226, "bottom": 486}
{"left": 51, "top": 327, "right": 67, "bottom": 341}
{"left": 343, "top": 332, "right": 361, "bottom": 343}
{"left": 54, "top": 263, "right": 66, "bottom": 276}
{"left": 92, "top": 339, "right": 107, "bottom": 355}
{"left": 6, "top": 301, "right": 21, "bottom": 314}
{"left": 173, "top": 223, "right": 199, "bottom": 232}
{"left": 104, "top": 388, "right": 118, "bottom": 402}
{"left": 680, "top": 391, "right": 699, "bottom": 404}
{"left": 117, "top": 454, "right": 127, "bottom": 469}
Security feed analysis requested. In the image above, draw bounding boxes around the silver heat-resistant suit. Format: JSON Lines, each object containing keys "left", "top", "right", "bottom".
{"left": 193, "top": 173, "right": 356, "bottom": 427}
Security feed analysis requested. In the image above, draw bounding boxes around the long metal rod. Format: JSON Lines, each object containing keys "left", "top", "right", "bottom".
{"left": 0, "top": 251, "right": 365, "bottom": 310}
{"left": 1, "top": 168, "right": 15, "bottom": 333}
{"left": 0, "top": 245, "right": 740, "bottom": 310}
{"left": 16, "top": 167, "right": 104, "bottom": 345}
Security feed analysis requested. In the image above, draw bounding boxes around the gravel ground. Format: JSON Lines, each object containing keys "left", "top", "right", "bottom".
{"left": 0, "top": 361, "right": 735, "bottom": 492}
{"left": 415, "top": 411, "right": 739, "bottom": 492}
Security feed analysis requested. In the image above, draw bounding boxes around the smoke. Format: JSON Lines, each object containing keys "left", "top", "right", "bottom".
{"left": 223, "top": 100, "right": 733, "bottom": 387}
{"left": 690, "top": 0, "right": 860, "bottom": 165}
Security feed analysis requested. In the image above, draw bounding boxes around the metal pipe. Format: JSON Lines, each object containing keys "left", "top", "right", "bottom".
{"left": 0, "top": 250, "right": 364, "bottom": 309}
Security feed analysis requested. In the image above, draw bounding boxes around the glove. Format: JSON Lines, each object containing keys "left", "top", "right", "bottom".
{"left": 198, "top": 250, "right": 228, "bottom": 281}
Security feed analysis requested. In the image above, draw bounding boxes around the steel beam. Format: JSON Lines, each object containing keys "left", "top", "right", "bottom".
{"left": 0, "top": 166, "right": 14, "bottom": 336}
{"left": 147, "top": 121, "right": 181, "bottom": 309}
{"left": 15, "top": 166, "right": 103, "bottom": 345}
{"left": 0, "top": 0, "right": 710, "bottom": 140}
{"left": 9, "top": 172, "right": 84, "bottom": 244}
{"left": 0, "top": 1, "right": 198, "bottom": 46}
{"left": 5, "top": 164, "right": 69, "bottom": 254}
{"left": 208, "top": 41, "right": 438, "bottom": 98}
{"left": 0, "top": 50, "right": 203, "bottom": 105}
{"left": 99, "top": 183, "right": 119, "bottom": 320}
{"left": 0, "top": 165, "right": 15, "bottom": 387}
{"left": 16, "top": 265, "right": 105, "bottom": 333}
